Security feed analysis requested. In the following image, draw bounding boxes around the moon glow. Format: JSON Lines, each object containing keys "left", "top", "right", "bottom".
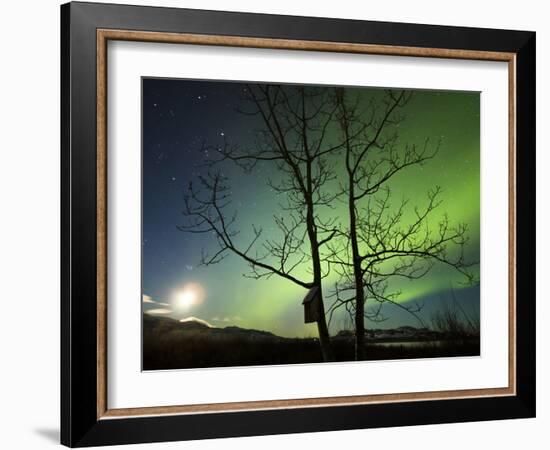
{"left": 174, "top": 283, "right": 205, "bottom": 310}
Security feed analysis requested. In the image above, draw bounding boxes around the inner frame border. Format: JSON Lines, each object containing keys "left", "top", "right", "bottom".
{"left": 96, "top": 28, "right": 517, "bottom": 420}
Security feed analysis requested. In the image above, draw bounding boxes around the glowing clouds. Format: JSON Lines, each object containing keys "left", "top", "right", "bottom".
{"left": 142, "top": 295, "right": 155, "bottom": 304}
{"left": 173, "top": 282, "right": 205, "bottom": 310}
{"left": 143, "top": 294, "right": 173, "bottom": 316}
{"left": 146, "top": 308, "right": 172, "bottom": 315}
{"left": 179, "top": 316, "right": 212, "bottom": 327}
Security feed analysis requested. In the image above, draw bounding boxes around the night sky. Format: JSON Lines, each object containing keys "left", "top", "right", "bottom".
{"left": 142, "top": 78, "right": 480, "bottom": 337}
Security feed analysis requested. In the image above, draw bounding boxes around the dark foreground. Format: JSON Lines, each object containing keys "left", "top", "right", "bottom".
{"left": 143, "top": 315, "right": 480, "bottom": 371}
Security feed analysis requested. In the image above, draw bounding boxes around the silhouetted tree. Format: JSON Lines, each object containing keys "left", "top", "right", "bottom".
{"left": 180, "top": 84, "right": 477, "bottom": 363}
{"left": 179, "top": 85, "right": 345, "bottom": 361}
{"left": 327, "top": 89, "right": 477, "bottom": 360}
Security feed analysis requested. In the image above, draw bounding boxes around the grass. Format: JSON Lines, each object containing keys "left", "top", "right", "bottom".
{"left": 142, "top": 315, "right": 480, "bottom": 370}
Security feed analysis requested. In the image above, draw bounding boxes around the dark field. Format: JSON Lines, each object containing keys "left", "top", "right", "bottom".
{"left": 143, "top": 315, "right": 480, "bottom": 371}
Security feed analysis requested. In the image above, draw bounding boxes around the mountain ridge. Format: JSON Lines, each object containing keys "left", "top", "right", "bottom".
{"left": 144, "top": 313, "right": 464, "bottom": 342}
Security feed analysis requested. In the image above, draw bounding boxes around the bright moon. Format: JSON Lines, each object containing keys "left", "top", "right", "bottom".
{"left": 176, "top": 290, "right": 196, "bottom": 309}
{"left": 174, "top": 283, "right": 205, "bottom": 310}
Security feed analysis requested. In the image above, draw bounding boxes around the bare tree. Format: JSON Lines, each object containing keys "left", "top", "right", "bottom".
{"left": 179, "top": 84, "right": 345, "bottom": 361}
{"left": 327, "top": 88, "right": 477, "bottom": 360}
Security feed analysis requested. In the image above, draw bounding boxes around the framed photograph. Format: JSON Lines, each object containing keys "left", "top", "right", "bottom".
{"left": 61, "top": 1, "right": 536, "bottom": 447}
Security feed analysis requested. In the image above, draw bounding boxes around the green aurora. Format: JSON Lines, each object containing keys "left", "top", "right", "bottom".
{"left": 143, "top": 81, "right": 480, "bottom": 337}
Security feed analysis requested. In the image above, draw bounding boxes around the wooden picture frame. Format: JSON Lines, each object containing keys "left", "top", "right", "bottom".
{"left": 61, "top": 1, "right": 536, "bottom": 447}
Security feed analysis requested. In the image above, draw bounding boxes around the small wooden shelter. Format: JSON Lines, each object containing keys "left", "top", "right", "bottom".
{"left": 302, "top": 286, "right": 321, "bottom": 323}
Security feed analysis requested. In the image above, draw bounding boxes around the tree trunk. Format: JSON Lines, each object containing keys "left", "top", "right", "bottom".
{"left": 300, "top": 103, "right": 334, "bottom": 362}
{"left": 353, "top": 264, "right": 366, "bottom": 360}
{"left": 349, "top": 186, "right": 366, "bottom": 360}
{"left": 307, "top": 205, "right": 334, "bottom": 362}
{"left": 315, "top": 285, "right": 333, "bottom": 362}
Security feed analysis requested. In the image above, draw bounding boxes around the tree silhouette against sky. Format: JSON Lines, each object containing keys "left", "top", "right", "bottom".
{"left": 327, "top": 88, "right": 477, "bottom": 359}
{"left": 179, "top": 84, "right": 477, "bottom": 362}
{"left": 179, "top": 84, "right": 345, "bottom": 361}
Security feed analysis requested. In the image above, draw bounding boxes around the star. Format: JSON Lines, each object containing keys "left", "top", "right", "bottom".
{"left": 171, "top": 177, "right": 176, "bottom": 181}
{"left": 220, "top": 131, "right": 225, "bottom": 137}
